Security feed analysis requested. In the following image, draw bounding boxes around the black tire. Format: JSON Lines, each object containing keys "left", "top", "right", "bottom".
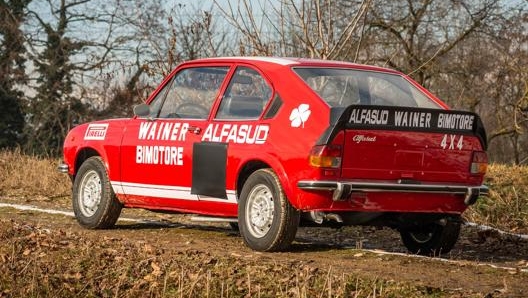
{"left": 399, "top": 218, "right": 461, "bottom": 256}
{"left": 238, "top": 169, "right": 300, "bottom": 252}
{"left": 72, "top": 156, "right": 122, "bottom": 229}
{"left": 228, "top": 222, "right": 239, "bottom": 231}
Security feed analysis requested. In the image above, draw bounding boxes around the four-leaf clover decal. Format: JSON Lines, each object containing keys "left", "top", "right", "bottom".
{"left": 289, "top": 104, "right": 311, "bottom": 128}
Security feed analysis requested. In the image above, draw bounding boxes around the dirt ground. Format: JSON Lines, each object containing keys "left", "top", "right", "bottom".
{"left": 1, "top": 195, "right": 527, "bottom": 297}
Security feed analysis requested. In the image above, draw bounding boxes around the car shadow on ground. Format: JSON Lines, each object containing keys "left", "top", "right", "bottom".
{"left": 114, "top": 220, "right": 236, "bottom": 233}
{"left": 112, "top": 219, "right": 528, "bottom": 264}
{"left": 294, "top": 225, "right": 528, "bottom": 265}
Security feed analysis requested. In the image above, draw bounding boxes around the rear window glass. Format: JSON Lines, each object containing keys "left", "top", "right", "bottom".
{"left": 293, "top": 67, "right": 440, "bottom": 109}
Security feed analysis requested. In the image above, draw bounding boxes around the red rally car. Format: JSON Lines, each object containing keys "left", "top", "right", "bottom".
{"left": 59, "top": 57, "right": 489, "bottom": 255}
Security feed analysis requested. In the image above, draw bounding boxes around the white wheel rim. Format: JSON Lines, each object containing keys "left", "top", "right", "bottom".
{"left": 245, "top": 184, "right": 274, "bottom": 238}
{"left": 409, "top": 231, "right": 434, "bottom": 244}
{"left": 78, "top": 169, "right": 102, "bottom": 217}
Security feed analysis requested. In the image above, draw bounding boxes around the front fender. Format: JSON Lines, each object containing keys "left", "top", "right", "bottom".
{"left": 63, "top": 119, "right": 128, "bottom": 182}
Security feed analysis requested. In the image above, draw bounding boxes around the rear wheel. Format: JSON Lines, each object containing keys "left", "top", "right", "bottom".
{"left": 72, "top": 156, "right": 122, "bottom": 229}
{"left": 399, "top": 218, "right": 461, "bottom": 256}
{"left": 238, "top": 169, "right": 299, "bottom": 252}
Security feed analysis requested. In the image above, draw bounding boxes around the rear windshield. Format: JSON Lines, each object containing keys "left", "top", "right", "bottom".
{"left": 293, "top": 67, "right": 440, "bottom": 109}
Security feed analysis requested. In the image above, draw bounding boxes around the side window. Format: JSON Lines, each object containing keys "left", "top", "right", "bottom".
{"left": 146, "top": 80, "right": 172, "bottom": 118}
{"left": 159, "top": 67, "right": 229, "bottom": 119}
{"left": 216, "top": 66, "right": 272, "bottom": 119}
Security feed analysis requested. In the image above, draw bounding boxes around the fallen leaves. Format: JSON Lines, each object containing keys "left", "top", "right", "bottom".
{"left": 63, "top": 272, "right": 83, "bottom": 280}
{"left": 0, "top": 217, "right": 527, "bottom": 297}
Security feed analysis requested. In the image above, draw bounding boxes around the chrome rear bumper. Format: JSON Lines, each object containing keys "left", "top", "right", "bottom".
{"left": 297, "top": 180, "right": 489, "bottom": 205}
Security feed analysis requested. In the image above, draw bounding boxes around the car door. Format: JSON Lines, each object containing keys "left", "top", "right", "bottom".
{"left": 117, "top": 65, "right": 231, "bottom": 211}
{"left": 205, "top": 65, "right": 275, "bottom": 194}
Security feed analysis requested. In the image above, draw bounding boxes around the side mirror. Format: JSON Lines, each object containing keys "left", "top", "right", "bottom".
{"left": 133, "top": 103, "right": 150, "bottom": 117}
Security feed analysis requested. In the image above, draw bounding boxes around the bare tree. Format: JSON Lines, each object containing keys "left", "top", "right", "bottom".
{"left": 420, "top": 3, "right": 528, "bottom": 164}
{"left": 363, "top": 0, "right": 502, "bottom": 86}
{"left": 483, "top": 9, "right": 528, "bottom": 164}
{"left": 88, "top": 1, "right": 229, "bottom": 119}
{"left": 214, "top": 0, "right": 371, "bottom": 59}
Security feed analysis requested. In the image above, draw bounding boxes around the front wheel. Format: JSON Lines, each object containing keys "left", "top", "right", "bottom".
{"left": 399, "top": 218, "right": 461, "bottom": 256}
{"left": 238, "top": 169, "right": 299, "bottom": 252}
{"left": 72, "top": 156, "right": 122, "bottom": 229}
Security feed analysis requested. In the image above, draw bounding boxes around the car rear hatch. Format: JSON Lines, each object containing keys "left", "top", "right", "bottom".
{"left": 319, "top": 105, "right": 488, "bottom": 185}
{"left": 293, "top": 67, "right": 488, "bottom": 203}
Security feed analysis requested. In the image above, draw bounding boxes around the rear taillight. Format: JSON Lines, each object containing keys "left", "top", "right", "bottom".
{"left": 309, "top": 145, "right": 342, "bottom": 168}
{"left": 470, "top": 151, "right": 488, "bottom": 175}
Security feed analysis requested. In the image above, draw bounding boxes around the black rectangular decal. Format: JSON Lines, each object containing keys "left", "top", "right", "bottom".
{"left": 191, "top": 142, "right": 227, "bottom": 199}
{"left": 345, "top": 105, "right": 476, "bottom": 133}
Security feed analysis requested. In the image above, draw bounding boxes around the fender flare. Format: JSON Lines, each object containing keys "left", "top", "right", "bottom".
{"left": 235, "top": 153, "right": 300, "bottom": 209}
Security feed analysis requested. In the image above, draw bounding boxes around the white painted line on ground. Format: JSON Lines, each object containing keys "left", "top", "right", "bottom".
{"left": 0, "top": 202, "right": 75, "bottom": 217}
{"left": 359, "top": 249, "right": 528, "bottom": 273}
{"left": 465, "top": 221, "right": 528, "bottom": 240}
{"left": 0, "top": 202, "right": 145, "bottom": 223}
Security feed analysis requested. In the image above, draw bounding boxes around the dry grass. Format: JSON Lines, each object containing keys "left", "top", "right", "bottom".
{"left": 465, "top": 164, "right": 528, "bottom": 233}
{"left": 0, "top": 149, "right": 70, "bottom": 198}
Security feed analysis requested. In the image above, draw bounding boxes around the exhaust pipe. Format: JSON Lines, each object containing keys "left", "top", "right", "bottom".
{"left": 309, "top": 211, "right": 343, "bottom": 224}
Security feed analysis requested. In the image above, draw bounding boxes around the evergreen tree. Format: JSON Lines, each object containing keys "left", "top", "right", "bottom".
{"left": 24, "top": 0, "right": 86, "bottom": 155}
{"left": 0, "top": 0, "right": 30, "bottom": 149}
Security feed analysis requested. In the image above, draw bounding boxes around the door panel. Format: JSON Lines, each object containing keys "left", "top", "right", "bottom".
{"left": 117, "top": 66, "right": 231, "bottom": 211}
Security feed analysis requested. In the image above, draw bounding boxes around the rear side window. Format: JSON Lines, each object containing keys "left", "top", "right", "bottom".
{"left": 216, "top": 66, "right": 272, "bottom": 119}
{"left": 293, "top": 67, "right": 440, "bottom": 109}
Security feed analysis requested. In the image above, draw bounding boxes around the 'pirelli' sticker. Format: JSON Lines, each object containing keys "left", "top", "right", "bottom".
{"left": 84, "top": 123, "right": 108, "bottom": 140}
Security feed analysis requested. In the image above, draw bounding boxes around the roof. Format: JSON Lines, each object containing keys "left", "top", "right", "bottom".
{"left": 188, "top": 56, "right": 401, "bottom": 74}
{"left": 201, "top": 56, "right": 300, "bottom": 66}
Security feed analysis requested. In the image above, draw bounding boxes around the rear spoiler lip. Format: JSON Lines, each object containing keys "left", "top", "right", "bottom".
{"left": 318, "top": 105, "right": 488, "bottom": 150}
